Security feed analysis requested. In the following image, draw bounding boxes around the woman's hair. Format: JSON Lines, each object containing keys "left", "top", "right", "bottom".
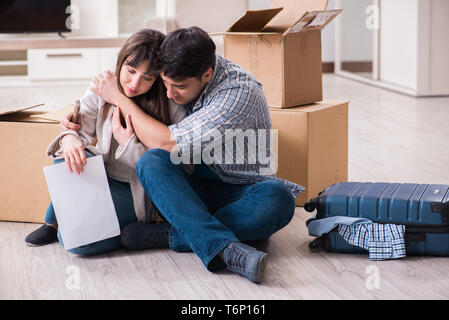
{"left": 113, "top": 28, "right": 170, "bottom": 126}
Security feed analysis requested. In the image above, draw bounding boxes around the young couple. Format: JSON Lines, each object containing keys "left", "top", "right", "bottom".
{"left": 25, "top": 27, "right": 304, "bottom": 284}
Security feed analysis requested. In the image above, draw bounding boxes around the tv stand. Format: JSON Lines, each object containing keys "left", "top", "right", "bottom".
{"left": 0, "top": 35, "right": 128, "bottom": 85}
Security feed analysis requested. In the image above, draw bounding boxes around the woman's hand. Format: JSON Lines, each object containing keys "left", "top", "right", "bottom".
{"left": 91, "top": 71, "right": 123, "bottom": 106}
{"left": 112, "top": 106, "right": 134, "bottom": 147}
{"left": 60, "top": 135, "right": 87, "bottom": 175}
{"left": 60, "top": 112, "right": 81, "bottom": 133}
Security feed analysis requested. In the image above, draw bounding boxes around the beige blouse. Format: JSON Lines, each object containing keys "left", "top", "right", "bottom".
{"left": 46, "top": 87, "right": 187, "bottom": 223}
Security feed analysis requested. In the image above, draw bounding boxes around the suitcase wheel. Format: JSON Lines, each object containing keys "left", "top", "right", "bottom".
{"left": 309, "top": 237, "right": 325, "bottom": 252}
{"left": 304, "top": 202, "right": 316, "bottom": 212}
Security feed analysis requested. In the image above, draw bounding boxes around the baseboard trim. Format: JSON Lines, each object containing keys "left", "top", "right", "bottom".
{"left": 322, "top": 62, "right": 334, "bottom": 73}
{"left": 322, "top": 61, "right": 373, "bottom": 73}
{"left": 341, "top": 61, "right": 373, "bottom": 73}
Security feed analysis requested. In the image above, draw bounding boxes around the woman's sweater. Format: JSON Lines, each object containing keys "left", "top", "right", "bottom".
{"left": 46, "top": 87, "right": 187, "bottom": 222}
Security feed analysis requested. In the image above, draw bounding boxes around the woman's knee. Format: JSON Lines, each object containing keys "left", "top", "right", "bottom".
{"left": 66, "top": 238, "right": 122, "bottom": 256}
{"left": 58, "top": 230, "right": 122, "bottom": 256}
{"left": 67, "top": 246, "right": 93, "bottom": 256}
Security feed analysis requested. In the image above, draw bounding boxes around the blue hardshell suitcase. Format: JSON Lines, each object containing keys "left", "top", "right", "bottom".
{"left": 304, "top": 182, "right": 449, "bottom": 256}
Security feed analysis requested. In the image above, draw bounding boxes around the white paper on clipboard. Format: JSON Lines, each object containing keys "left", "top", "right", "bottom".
{"left": 43, "top": 155, "right": 120, "bottom": 251}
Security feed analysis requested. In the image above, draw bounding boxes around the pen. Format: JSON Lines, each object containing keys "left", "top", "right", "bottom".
{"left": 72, "top": 100, "right": 80, "bottom": 123}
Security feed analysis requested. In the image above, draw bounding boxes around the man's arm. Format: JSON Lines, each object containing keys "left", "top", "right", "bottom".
{"left": 114, "top": 94, "right": 176, "bottom": 152}
{"left": 168, "top": 86, "right": 258, "bottom": 158}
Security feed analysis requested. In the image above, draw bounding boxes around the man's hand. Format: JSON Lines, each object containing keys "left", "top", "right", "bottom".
{"left": 60, "top": 111, "right": 81, "bottom": 133}
{"left": 90, "top": 71, "right": 123, "bottom": 106}
{"left": 60, "top": 135, "right": 87, "bottom": 175}
{"left": 112, "top": 106, "right": 134, "bottom": 147}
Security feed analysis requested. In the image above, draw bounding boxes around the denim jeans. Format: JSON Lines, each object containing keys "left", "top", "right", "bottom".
{"left": 44, "top": 151, "right": 138, "bottom": 255}
{"left": 136, "top": 149, "right": 296, "bottom": 271}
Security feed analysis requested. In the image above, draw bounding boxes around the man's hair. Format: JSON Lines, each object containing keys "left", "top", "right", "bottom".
{"left": 159, "top": 26, "right": 216, "bottom": 81}
{"left": 114, "top": 28, "right": 170, "bottom": 125}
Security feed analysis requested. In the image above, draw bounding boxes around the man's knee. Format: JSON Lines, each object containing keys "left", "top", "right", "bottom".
{"left": 136, "top": 148, "right": 170, "bottom": 179}
{"left": 258, "top": 180, "right": 296, "bottom": 228}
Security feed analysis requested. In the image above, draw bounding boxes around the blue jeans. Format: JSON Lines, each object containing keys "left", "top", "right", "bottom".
{"left": 136, "top": 149, "right": 296, "bottom": 271}
{"left": 44, "top": 151, "right": 138, "bottom": 255}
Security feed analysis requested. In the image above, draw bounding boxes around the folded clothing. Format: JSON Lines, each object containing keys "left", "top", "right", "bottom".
{"left": 307, "top": 216, "right": 406, "bottom": 261}
{"left": 338, "top": 223, "right": 406, "bottom": 260}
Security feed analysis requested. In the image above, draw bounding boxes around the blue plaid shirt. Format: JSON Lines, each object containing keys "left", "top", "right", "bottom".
{"left": 339, "top": 223, "right": 406, "bottom": 260}
{"left": 168, "top": 55, "right": 304, "bottom": 198}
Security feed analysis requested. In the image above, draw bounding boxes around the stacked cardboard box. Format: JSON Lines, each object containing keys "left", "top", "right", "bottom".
{"left": 219, "top": 0, "right": 341, "bottom": 108}
{"left": 0, "top": 104, "right": 73, "bottom": 222}
{"left": 219, "top": 0, "right": 348, "bottom": 205}
{"left": 270, "top": 101, "right": 348, "bottom": 206}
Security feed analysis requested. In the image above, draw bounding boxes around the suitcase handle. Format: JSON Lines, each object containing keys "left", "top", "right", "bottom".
{"left": 431, "top": 201, "right": 449, "bottom": 222}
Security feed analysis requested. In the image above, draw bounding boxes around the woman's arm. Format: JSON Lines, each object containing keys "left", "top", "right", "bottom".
{"left": 47, "top": 87, "right": 100, "bottom": 174}
{"left": 60, "top": 135, "right": 86, "bottom": 175}
{"left": 90, "top": 71, "right": 177, "bottom": 152}
{"left": 114, "top": 133, "right": 149, "bottom": 169}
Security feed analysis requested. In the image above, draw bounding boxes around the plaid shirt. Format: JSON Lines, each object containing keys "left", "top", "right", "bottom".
{"left": 168, "top": 55, "right": 304, "bottom": 198}
{"left": 338, "top": 223, "right": 406, "bottom": 260}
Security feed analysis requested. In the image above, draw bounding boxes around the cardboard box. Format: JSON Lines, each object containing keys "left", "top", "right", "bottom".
{"left": 0, "top": 104, "right": 73, "bottom": 223}
{"left": 216, "top": 0, "right": 341, "bottom": 108}
{"left": 270, "top": 100, "right": 348, "bottom": 205}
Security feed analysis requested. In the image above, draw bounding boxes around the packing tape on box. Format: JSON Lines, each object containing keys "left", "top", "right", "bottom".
{"left": 249, "top": 35, "right": 272, "bottom": 71}
{"left": 249, "top": 36, "right": 259, "bottom": 71}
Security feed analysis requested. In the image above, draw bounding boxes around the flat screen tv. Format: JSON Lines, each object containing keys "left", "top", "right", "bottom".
{"left": 0, "top": 0, "right": 71, "bottom": 33}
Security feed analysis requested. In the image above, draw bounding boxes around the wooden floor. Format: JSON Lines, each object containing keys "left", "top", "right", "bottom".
{"left": 2, "top": 74, "right": 449, "bottom": 300}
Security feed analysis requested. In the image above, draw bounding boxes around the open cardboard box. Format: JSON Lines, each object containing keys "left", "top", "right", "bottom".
{"left": 0, "top": 104, "right": 73, "bottom": 223}
{"left": 215, "top": 0, "right": 341, "bottom": 108}
{"left": 270, "top": 100, "right": 349, "bottom": 206}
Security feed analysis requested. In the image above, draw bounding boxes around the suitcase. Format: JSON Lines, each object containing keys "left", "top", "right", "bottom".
{"left": 304, "top": 182, "right": 449, "bottom": 256}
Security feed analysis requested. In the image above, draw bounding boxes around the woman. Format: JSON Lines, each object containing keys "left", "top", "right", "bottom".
{"left": 24, "top": 29, "right": 185, "bottom": 255}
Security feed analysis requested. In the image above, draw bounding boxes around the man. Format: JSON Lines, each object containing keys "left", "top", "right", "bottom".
{"left": 67, "top": 27, "right": 303, "bottom": 283}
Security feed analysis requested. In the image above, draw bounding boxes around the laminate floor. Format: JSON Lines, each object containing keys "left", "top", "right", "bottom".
{"left": 1, "top": 74, "right": 449, "bottom": 300}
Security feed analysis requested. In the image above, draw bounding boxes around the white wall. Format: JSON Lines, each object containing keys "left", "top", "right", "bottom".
{"left": 339, "top": 0, "right": 373, "bottom": 62}
{"left": 322, "top": 0, "right": 336, "bottom": 62}
{"left": 119, "top": 0, "right": 156, "bottom": 34}
{"left": 172, "top": 0, "right": 248, "bottom": 33}
{"left": 69, "top": 0, "right": 118, "bottom": 37}
{"left": 248, "top": 0, "right": 271, "bottom": 10}
{"left": 428, "top": 0, "right": 449, "bottom": 94}
{"left": 380, "top": 0, "right": 418, "bottom": 89}
{"left": 336, "top": 0, "right": 449, "bottom": 96}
